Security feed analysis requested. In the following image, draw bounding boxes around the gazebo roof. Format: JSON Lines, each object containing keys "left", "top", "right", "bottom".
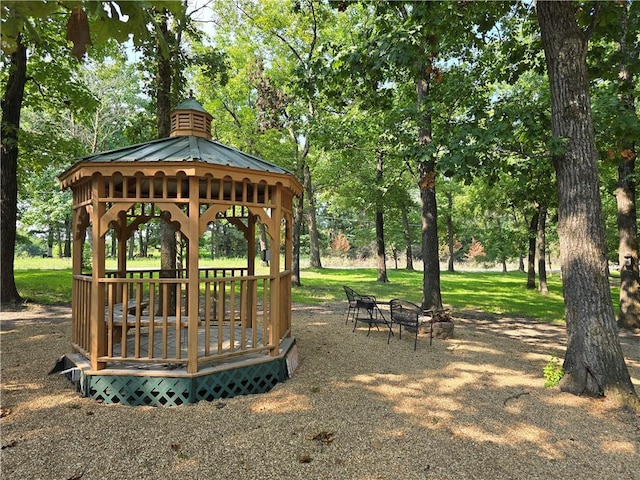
{"left": 59, "top": 98, "right": 301, "bottom": 196}
{"left": 69, "top": 135, "right": 293, "bottom": 175}
{"left": 58, "top": 134, "right": 302, "bottom": 196}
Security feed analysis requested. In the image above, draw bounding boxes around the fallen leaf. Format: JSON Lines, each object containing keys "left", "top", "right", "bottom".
{"left": 1, "top": 440, "right": 18, "bottom": 450}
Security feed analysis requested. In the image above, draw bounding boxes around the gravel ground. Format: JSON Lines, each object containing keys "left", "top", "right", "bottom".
{"left": 1, "top": 303, "right": 639, "bottom": 480}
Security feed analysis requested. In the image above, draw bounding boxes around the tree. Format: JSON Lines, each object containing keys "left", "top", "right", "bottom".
{"left": 0, "top": 0, "right": 184, "bottom": 305}
{"left": 537, "top": 1, "right": 639, "bottom": 408}
{"left": 1, "top": 36, "right": 27, "bottom": 303}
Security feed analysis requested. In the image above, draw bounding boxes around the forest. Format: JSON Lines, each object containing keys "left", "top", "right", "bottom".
{"left": 1, "top": 1, "right": 639, "bottom": 405}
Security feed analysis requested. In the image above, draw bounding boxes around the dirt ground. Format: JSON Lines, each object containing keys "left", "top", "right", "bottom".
{"left": 1, "top": 303, "right": 639, "bottom": 480}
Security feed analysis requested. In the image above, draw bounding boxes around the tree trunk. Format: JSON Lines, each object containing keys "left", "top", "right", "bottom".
{"left": 615, "top": 4, "right": 640, "bottom": 331}
{"left": 259, "top": 222, "right": 269, "bottom": 266}
{"left": 156, "top": 10, "right": 177, "bottom": 315}
{"left": 375, "top": 151, "right": 388, "bottom": 283}
{"left": 291, "top": 194, "right": 303, "bottom": 287}
{"left": 47, "top": 228, "right": 54, "bottom": 257}
{"left": 56, "top": 225, "right": 63, "bottom": 258}
{"left": 537, "top": 205, "right": 549, "bottom": 295}
{"left": 526, "top": 211, "right": 539, "bottom": 289}
{"left": 304, "top": 162, "right": 322, "bottom": 268}
{"left": 616, "top": 152, "right": 640, "bottom": 331}
{"left": 401, "top": 204, "right": 414, "bottom": 271}
{"left": 0, "top": 38, "right": 26, "bottom": 304}
{"left": 446, "top": 191, "right": 455, "bottom": 273}
{"left": 538, "top": 1, "right": 639, "bottom": 408}
{"left": 416, "top": 64, "right": 442, "bottom": 311}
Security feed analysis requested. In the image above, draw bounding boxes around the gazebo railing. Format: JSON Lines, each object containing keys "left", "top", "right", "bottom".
{"left": 71, "top": 268, "right": 291, "bottom": 372}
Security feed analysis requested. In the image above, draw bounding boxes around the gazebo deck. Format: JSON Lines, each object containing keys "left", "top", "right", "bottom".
{"left": 111, "top": 322, "right": 265, "bottom": 364}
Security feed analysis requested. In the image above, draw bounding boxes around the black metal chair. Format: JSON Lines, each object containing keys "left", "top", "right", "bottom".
{"left": 352, "top": 296, "right": 393, "bottom": 339}
{"left": 389, "top": 298, "right": 430, "bottom": 350}
{"left": 343, "top": 286, "right": 376, "bottom": 325}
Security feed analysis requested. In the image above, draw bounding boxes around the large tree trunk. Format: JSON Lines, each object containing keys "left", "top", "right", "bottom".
{"left": 615, "top": 4, "right": 640, "bottom": 331}
{"left": 304, "top": 162, "right": 322, "bottom": 268}
{"left": 537, "top": 205, "right": 549, "bottom": 295}
{"left": 1, "top": 38, "right": 26, "bottom": 304}
{"left": 375, "top": 151, "right": 388, "bottom": 283}
{"left": 538, "top": 1, "right": 639, "bottom": 408}
{"left": 526, "top": 211, "right": 539, "bottom": 289}
{"left": 416, "top": 64, "right": 442, "bottom": 311}
{"left": 157, "top": 10, "right": 177, "bottom": 315}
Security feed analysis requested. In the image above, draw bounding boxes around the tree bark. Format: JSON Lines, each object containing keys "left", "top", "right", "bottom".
{"left": 156, "top": 10, "right": 177, "bottom": 315}
{"left": 416, "top": 63, "right": 442, "bottom": 311}
{"left": 1, "top": 38, "right": 26, "bottom": 304}
{"left": 615, "top": 4, "right": 640, "bottom": 331}
{"left": 537, "top": 205, "right": 549, "bottom": 295}
{"left": 526, "top": 211, "right": 539, "bottom": 289}
{"left": 304, "top": 162, "right": 322, "bottom": 268}
{"left": 375, "top": 151, "right": 388, "bottom": 283}
{"left": 538, "top": 1, "right": 639, "bottom": 408}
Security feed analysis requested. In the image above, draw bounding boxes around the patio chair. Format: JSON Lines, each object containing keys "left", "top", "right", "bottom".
{"left": 352, "top": 295, "right": 393, "bottom": 339}
{"left": 389, "top": 298, "right": 426, "bottom": 350}
{"left": 343, "top": 286, "right": 376, "bottom": 325}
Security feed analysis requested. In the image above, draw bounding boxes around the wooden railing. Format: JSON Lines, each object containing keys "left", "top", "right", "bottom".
{"left": 72, "top": 275, "right": 92, "bottom": 357}
{"left": 71, "top": 267, "right": 290, "bottom": 372}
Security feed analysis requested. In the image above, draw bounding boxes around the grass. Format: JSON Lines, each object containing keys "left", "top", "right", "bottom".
{"left": 11, "top": 257, "right": 579, "bottom": 323}
{"left": 294, "top": 268, "right": 569, "bottom": 323}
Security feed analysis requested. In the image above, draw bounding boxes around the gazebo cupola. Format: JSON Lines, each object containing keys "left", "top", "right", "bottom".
{"left": 170, "top": 98, "right": 213, "bottom": 139}
{"left": 58, "top": 98, "right": 302, "bottom": 406}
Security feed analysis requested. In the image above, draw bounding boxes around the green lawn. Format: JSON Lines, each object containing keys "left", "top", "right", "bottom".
{"left": 13, "top": 257, "right": 621, "bottom": 323}
{"left": 293, "top": 268, "right": 573, "bottom": 323}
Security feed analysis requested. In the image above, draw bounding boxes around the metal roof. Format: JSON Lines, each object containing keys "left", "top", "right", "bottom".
{"left": 172, "top": 98, "right": 209, "bottom": 113}
{"left": 70, "top": 135, "right": 293, "bottom": 176}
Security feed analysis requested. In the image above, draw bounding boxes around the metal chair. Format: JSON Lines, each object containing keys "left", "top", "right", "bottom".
{"left": 389, "top": 298, "right": 429, "bottom": 350}
{"left": 343, "top": 286, "right": 376, "bottom": 325}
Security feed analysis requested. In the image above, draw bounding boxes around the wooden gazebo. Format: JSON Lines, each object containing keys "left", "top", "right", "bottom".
{"left": 57, "top": 99, "right": 302, "bottom": 406}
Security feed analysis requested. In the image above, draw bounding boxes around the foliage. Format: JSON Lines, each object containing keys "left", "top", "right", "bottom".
{"left": 543, "top": 354, "right": 565, "bottom": 388}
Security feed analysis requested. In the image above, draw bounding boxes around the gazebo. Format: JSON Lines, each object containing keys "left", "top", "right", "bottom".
{"left": 57, "top": 99, "right": 302, "bottom": 406}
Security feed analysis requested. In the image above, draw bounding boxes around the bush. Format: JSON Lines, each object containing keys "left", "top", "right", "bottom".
{"left": 543, "top": 354, "right": 564, "bottom": 387}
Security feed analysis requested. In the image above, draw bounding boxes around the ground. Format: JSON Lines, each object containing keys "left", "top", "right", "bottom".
{"left": 1, "top": 303, "right": 639, "bottom": 480}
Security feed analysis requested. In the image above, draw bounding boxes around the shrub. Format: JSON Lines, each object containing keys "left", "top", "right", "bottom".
{"left": 543, "top": 354, "right": 564, "bottom": 387}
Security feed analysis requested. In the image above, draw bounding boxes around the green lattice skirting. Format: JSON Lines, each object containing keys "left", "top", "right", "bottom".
{"left": 79, "top": 360, "right": 288, "bottom": 407}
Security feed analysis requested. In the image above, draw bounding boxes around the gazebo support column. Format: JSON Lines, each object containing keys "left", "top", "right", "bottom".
{"left": 269, "top": 188, "right": 283, "bottom": 356}
{"left": 187, "top": 177, "right": 200, "bottom": 374}
{"left": 90, "top": 177, "right": 107, "bottom": 370}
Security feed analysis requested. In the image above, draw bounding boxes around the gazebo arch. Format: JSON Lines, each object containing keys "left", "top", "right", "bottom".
{"left": 58, "top": 99, "right": 302, "bottom": 406}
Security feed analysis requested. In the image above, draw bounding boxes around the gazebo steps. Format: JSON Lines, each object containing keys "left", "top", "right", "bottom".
{"left": 57, "top": 338, "right": 298, "bottom": 407}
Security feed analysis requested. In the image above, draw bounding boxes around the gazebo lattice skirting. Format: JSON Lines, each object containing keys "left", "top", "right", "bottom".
{"left": 57, "top": 99, "right": 302, "bottom": 406}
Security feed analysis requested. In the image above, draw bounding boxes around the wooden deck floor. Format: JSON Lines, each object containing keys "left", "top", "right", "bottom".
{"left": 109, "top": 323, "right": 266, "bottom": 368}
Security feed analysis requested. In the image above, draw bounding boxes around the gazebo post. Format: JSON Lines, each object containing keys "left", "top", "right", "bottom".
{"left": 187, "top": 177, "right": 200, "bottom": 374}
{"left": 90, "top": 176, "right": 107, "bottom": 370}
{"left": 269, "top": 187, "right": 283, "bottom": 356}
{"left": 71, "top": 204, "right": 84, "bottom": 349}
